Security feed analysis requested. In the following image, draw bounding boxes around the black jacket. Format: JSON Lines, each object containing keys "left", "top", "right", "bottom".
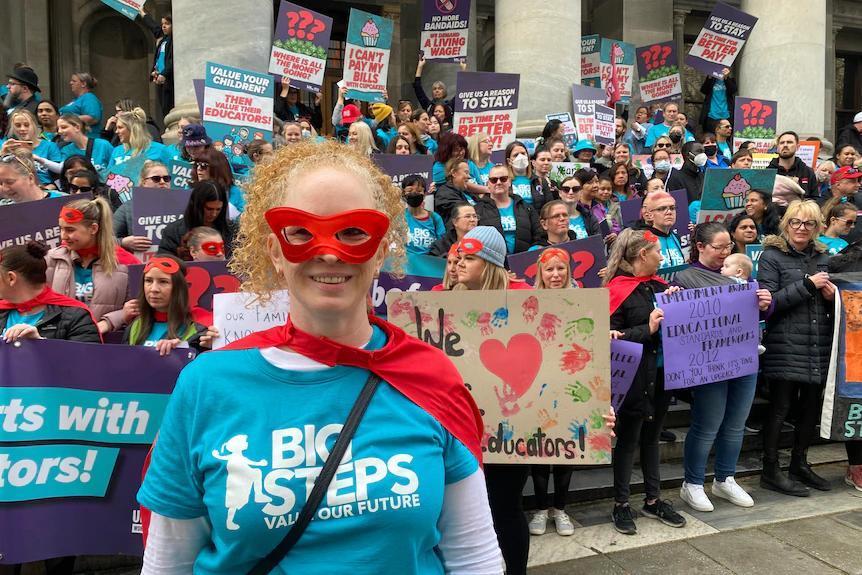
{"left": 434, "top": 183, "right": 480, "bottom": 229}
{"left": 767, "top": 156, "right": 819, "bottom": 199}
{"left": 666, "top": 162, "right": 703, "bottom": 205}
{"left": 142, "top": 14, "right": 173, "bottom": 85}
{"left": 757, "top": 235, "right": 832, "bottom": 385}
{"left": 699, "top": 76, "right": 737, "bottom": 130}
{"left": 537, "top": 204, "right": 601, "bottom": 244}
{"left": 158, "top": 218, "right": 238, "bottom": 260}
{"left": 0, "top": 305, "right": 101, "bottom": 343}
{"left": 428, "top": 227, "right": 459, "bottom": 257}
{"left": 609, "top": 274, "right": 667, "bottom": 419}
{"left": 836, "top": 123, "right": 862, "bottom": 156}
{"left": 529, "top": 175, "right": 560, "bottom": 214}
{"left": 475, "top": 195, "right": 543, "bottom": 254}
{"left": 274, "top": 98, "right": 323, "bottom": 131}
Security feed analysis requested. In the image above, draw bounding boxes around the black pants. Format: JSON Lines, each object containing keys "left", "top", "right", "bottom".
{"left": 847, "top": 441, "right": 862, "bottom": 465}
{"left": 531, "top": 465, "right": 574, "bottom": 510}
{"left": 156, "top": 80, "right": 174, "bottom": 128}
{"left": 485, "top": 464, "right": 529, "bottom": 575}
{"left": 613, "top": 386, "right": 673, "bottom": 504}
{"left": 762, "top": 380, "right": 823, "bottom": 461}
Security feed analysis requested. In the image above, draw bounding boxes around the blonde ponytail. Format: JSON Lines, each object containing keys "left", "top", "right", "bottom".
{"left": 63, "top": 197, "right": 119, "bottom": 275}
{"left": 602, "top": 228, "right": 656, "bottom": 286}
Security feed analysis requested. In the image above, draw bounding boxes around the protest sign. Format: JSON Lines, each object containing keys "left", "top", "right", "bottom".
{"left": 420, "top": 0, "right": 470, "bottom": 62}
{"left": 797, "top": 140, "right": 821, "bottom": 169}
{"left": 101, "top": 155, "right": 148, "bottom": 203}
{"left": 453, "top": 72, "right": 520, "bottom": 151}
{"left": 0, "top": 338, "right": 193, "bottom": 563}
{"left": 632, "top": 153, "right": 682, "bottom": 178}
{"left": 373, "top": 154, "right": 434, "bottom": 186}
{"left": 193, "top": 78, "right": 205, "bottom": 116}
{"left": 571, "top": 84, "right": 606, "bottom": 142}
{"left": 610, "top": 339, "right": 643, "bottom": 412}
{"left": 593, "top": 104, "right": 615, "bottom": 146}
{"left": 619, "top": 197, "right": 645, "bottom": 227}
{"left": 129, "top": 260, "right": 240, "bottom": 313}
{"left": 545, "top": 112, "right": 578, "bottom": 150}
{"left": 821, "top": 279, "right": 862, "bottom": 441}
{"left": 343, "top": 9, "right": 394, "bottom": 103}
{"left": 657, "top": 283, "right": 760, "bottom": 390}
{"left": 732, "top": 97, "right": 777, "bottom": 153}
{"left": 656, "top": 263, "right": 690, "bottom": 283}
{"left": 581, "top": 35, "right": 601, "bottom": 87}
{"left": 169, "top": 159, "right": 194, "bottom": 188}
{"left": 0, "top": 193, "right": 92, "bottom": 250}
{"left": 269, "top": 1, "right": 332, "bottom": 93}
{"left": 698, "top": 169, "right": 777, "bottom": 225}
{"left": 747, "top": 244, "right": 763, "bottom": 279}
{"left": 549, "top": 162, "right": 588, "bottom": 185}
{"left": 100, "top": 0, "right": 141, "bottom": 19}
{"left": 619, "top": 189, "right": 688, "bottom": 236}
{"left": 389, "top": 289, "right": 612, "bottom": 464}
{"left": 212, "top": 290, "right": 290, "bottom": 349}
{"left": 669, "top": 188, "right": 692, "bottom": 259}
{"left": 506, "top": 236, "right": 607, "bottom": 289}
{"left": 203, "top": 61, "right": 274, "bottom": 168}
{"left": 685, "top": 2, "right": 758, "bottom": 79}
{"left": 636, "top": 41, "right": 682, "bottom": 104}
{"left": 372, "top": 254, "right": 447, "bottom": 318}
{"left": 600, "top": 38, "right": 635, "bottom": 105}
{"left": 751, "top": 153, "right": 779, "bottom": 169}
{"left": 131, "top": 187, "right": 192, "bottom": 261}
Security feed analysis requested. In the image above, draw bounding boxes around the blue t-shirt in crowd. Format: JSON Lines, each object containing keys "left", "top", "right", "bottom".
{"left": 658, "top": 233, "right": 686, "bottom": 269}
{"left": 74, "top": 264, "right": 94, "bottom": 304}
{"left": 568, "top": 213, "right": 588, "bottom": 239}
{"left": 717, "top": 141, "right": 731, "bottom": 160}
{"left": 61, "top": 138, "right": 114, "bottom": 173}
{"left": 1, "top": 309, "right": 45, "bottom": 337}
{"left": 31, "top": 140, "right": 62, "bottom": 185}
{"left": 468, "top": 160, "right": 493, "bottom": 186}
{"left": 59, "top": 92, "right": 103, "bottom": 139}
{"left": 689, "top": 200, "right": 701, "bottom": 226}
{"left": 706, "top": 156, "right": 730, "bottom": 169}
{"left": 110, "top": 141, "right": 167, "bottom": 166}
{"left": 143, "top": 321, "right": 170, "bottom": 347}
{"left": 645, "top": 123, "right": 695, "bottom": 148}
{"left": 708, "top": 80, "right": 729, "bottom": 121}
{"left": 161, "top": 143, "right": 183, "bottom": 166}
{"left": 431, "top": 161, "right": 447, "bottom": 186}
{"left": 511, "top": 175, "right": 532, "bottom": 204}
{"left": 423, "top": 136, "right": 438, "bottom": 154}
{"left": 498, "top": 203, "right": 517, "bottom": 253}
{"left": 138, "top": 325, "right": 477, "bottom": 575}
{"left": 405, "top": 209, "right": 445, "bottom": 255}
{"left": 818, "top": 235, "right": 849, "bottom": 255}
{"left": 156, "top": 42, "right": 167, "bottom": 74}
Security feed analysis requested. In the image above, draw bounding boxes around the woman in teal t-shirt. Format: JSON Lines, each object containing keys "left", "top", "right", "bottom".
{"left": 467, "top": 132, "right": 493, "bottom": 188}
{"left": 109, "top": 108, "right": 166, "bottom": 167}
{"left": 1, "top": 108, "right": 61, "bottom": 185}
{"left": 58, "top": 72, "right": 103, "bottom": 138}
{"left": 56, "top": 113, "right": 114, "bottom": 172}
{"left": 818, "top": 197, "right": 856, "bottom": 255}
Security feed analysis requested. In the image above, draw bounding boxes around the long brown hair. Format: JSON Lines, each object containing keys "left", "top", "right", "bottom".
{"left": 63, "top": 197, "right": 119, "bottom": 275}
{"left": 131, "top": 254, "right": 195, "bottom": 345}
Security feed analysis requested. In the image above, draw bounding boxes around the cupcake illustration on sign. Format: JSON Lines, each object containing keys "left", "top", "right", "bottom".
{"left": 361, "top": 18, "right": 380, "bottom": 47}
{"left": 721, "top": 173, "right": 751, "bottom": 209}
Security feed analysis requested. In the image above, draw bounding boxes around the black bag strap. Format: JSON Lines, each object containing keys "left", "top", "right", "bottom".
{"left": 246, "top": 371, "right": 382, "bottom": 575}
{"left": 84, "top": 137, "right": 95, "bottom": 163}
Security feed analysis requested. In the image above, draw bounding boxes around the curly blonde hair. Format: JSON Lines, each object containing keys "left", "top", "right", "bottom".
{"left": 230, "top": 139, "right": 407, "bottom": 304}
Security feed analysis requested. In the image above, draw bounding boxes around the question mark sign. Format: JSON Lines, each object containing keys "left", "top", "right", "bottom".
{"left": 295, "top": 10, "right": 314, "bottom": 39}
{"left": 308, "top": 19, "right": 326, "bottom": 41}
{"left": 759, "top": 104, "right": 773, "bottom": 126}
{"left": 740, "top": 103, "right": 752, "bottom": 126}
{"left": 642, "top": 50, "right": 653, "bottom": 69}
{"left": 570, "top": 251, "right": 596, "bottom": 288}
{"left": 286, "top": 11, "right": 299, "bottom": 36}
{"left": 649, "top": 46, "right": 661, "bottom": 70}
{"left": 660, "top": 46, "right": 672, "bottom": 65}
{"left": 749, "top": 100, "right": 762, "bottom": 126}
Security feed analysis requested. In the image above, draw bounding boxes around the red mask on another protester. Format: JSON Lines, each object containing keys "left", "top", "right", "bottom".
{"left": 201, "top": 241, "right": 225, "bottom": 257}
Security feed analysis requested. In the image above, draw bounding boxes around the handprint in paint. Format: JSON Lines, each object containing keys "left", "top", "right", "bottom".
{"left": 568, "top": 418, "right": 588, "bottom": 440}
{"left": 560, "top": 343, "right": 592, "bottom": 374}
{"left": 588, "top": 433, "right": 612, "bottom": 462}
{"left": 522, "top": 296, "right": 539, "bottom": 323}
{"left": 536, "top": 313, "right": 561, "bottom": 342}
{"left": 565, "top": 381, "right": 593, "bottom": 403}
{"left": 491, "top": 307, "right": 509, "bottom": 327}
{"left": 494, "top": 382, "right": 532, "bottom": 417}
{"left": 589, "top": 408, "right": 605, "bottom": 430}
{"left": 477, "top": 312, "right": 493, "bottom": 335}
{"left": 565, "top": 318, "right": 595, "bottom": 340}
{"left": 500, "top": 420, "right": 515, "bottom": 441}
{"left": 462, "top": 310, "right": 480, "bottom": 329}
{"left": 537, "top": 409, "right": 559, "bottom": 431}
{"left": 586, "top": 376, "right": 611, "bottom": 402}
{"left": 388, "top": 295, "right": 411, "bottom": 318}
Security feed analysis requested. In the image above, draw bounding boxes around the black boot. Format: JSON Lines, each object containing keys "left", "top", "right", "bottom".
{"left": 789, "top": 452, "right": 833, "bottom": 491}
{"left": 760, "top": 459, "right": 809, "bottom": 497}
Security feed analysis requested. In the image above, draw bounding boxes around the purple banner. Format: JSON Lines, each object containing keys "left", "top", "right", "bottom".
{"left": 685, "top": 2, "right": 758, "bottom": 79}
{"left": 506, "top": 236, "right": 608, "bottom": 288}
{"left": 269, "top": 1, "right": 333, "bottom": 93}
{"left": 657, "top": 283, "right": 760, "bottom": 390}
{"left": 593, "top": 104, "right": 615, "bottom": 146}
{"left": 453, "top": 72, "right": 519, "bottom": 151}
{"left": 571, "top": 83, "right": 607, "bottom": 142}
{"left": 129, "top": 260, "right": 240, "bottom": 314}
{"left": 373, "top": 254, "right": 447, "bottom": 317}
{"left": 619, "top": 197, "right": 644, "bottom": 227}
{"left": 0, "top": 338, "right": 193, "bottom": 564}
{"left": 420, "top": 0, "right": 471, "bottom": 63}
{"left": 636, "top": 41, "right": 682, "bottom": 104}
{"left": 193, "top": 78, "right": 205, "bottom": 117}
{"left": 611, "top": 338, "right": 643, "bottom": 412}
{"left": 732, "top": 97, "right": 778, "bottom": 154}
{"left": 131, "top": 187, "right": 191, "bottom": 251}
{"left": 0, "top": 193, "right": 93, "bottom": 250}
{"left": 373, "top": 154, "right": 434, "bottom": 186}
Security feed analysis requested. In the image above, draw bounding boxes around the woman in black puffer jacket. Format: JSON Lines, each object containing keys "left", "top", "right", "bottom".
{"left": 475, "top": 164, "right": 542, "bottom": 255}
{"left": 757, "top": 199, "right": 835, "bottom": 496}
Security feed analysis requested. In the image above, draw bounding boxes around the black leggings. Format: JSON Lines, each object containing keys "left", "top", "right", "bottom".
{"left": 762, "top": 380, "right": 822, "bottom": 461}
{"left": 847, "top": 441, "right": 862, "bottom": 466}
{"left": 485, "top": 464, "right": 529, "bottom": 575}
{"left": 531, "top": 465, "right": 574, "bottom": 510}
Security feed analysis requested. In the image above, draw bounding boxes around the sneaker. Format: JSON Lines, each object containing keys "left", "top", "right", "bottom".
{"left": 641, "top": 499, "right": 687, "bottom": 528}
{"left": 680, "top": 481, "right": 714, "bottom": 512}
{"left": 712, "top": 477, "right": 754, "bottom": 507}
{"left": 528, "top": 511, "right": 548, "bottom": 535}
{"left": 744, "top": 418, "right": 762, "bottom": 433}
{"left": 846, "top": 466, "right": 862, "bottom": 492}
{"left": 660, "top": 430, "right": 677, "bottom": 442}
{"left": 552, "top": 511, "right": 575, "bottom": 536}
{"left": 612, "top": 503, "right": 637, "bottom": 535}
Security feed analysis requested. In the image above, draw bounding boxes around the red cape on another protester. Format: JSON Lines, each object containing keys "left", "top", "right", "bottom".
{"left": 115, "top": 245, "right": 142, "bottom": 266}
{"left": 0, "top": 285, "right": 103, "bottom": 342}
{"left": 607, "top": 274, "right": 667, "bottom": 315}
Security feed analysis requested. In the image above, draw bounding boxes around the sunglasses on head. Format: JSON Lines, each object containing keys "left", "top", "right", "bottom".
{"left": 0, "top": 154, "right": 32, "bottom": 173}
{"left": 68, "top": 184, "right": 93, "bottom": 193}
{"left": 146, "top": 175, "right": 171, "bottom": 184}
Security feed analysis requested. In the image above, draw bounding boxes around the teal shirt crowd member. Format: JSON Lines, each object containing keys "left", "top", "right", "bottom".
{"left": 402, "top": 175, "right": 445, "bottom": 255}
{"left": 58, "top": 72, "right": 103, "bottom": 138}
{"left": 61, "top": 137, "right": 114, "bottom": 173}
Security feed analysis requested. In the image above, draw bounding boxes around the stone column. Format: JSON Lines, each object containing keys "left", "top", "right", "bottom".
{"left": 48, "top": 0, "right": 76, "bottom": 104}
{"left": 163, "top": 0, "right": 273, "bottom": 142}
{"left": 383, "top": 5, "right": 402, "bottom": 107}
{"left": 739, "top": 0, "right": 826, "bottom": 139}
{"left": 673, "top": 9, "right": 689, "bottom": 113}
{"left": 495, "top": 0, "right": 580, "bottom": 138}
{"left": 825, "top": 24, "right": 841, "bottom": 148}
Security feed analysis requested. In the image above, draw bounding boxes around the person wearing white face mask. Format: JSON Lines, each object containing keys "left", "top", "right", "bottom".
{"left": 667, "top": 141, "right": 706, "bottom": 205}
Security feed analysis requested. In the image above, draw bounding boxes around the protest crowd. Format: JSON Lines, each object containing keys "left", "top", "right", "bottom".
{"left": 2, "top": 1, "right": 862, "bottom": 574}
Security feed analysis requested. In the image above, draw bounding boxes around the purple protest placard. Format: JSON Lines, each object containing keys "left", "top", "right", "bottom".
{"left": 506, "top": 236, "right": 607, "bottom": 288}
{"left": 420, "top": 0, "right": 470, "bottom": 63}
{"left": 373, "top": 154, "right": 435, "bottom": 186}
{"left": 373, "top": 254, "right": 447, "bottom": 317}
{"left": 732, "top": 97, "right": 778, "bottom": 154}
{"left": 571, "top": 83, "right": 606, "bottom": 142}
{"left": 636, "top": 41, "right": 682, "bottom": 104}
{"left": 269, "top": 1, "right": 333, "bottom": 93}
{"left": 193, "top": 78, "right": 205, "bottom": 116}
{"left": 131, "top": 187, "right": 192, "bottom": 257}
{"left": 685, "top": 2, "right": 758, "bottom": 79}
{"left": 0, "top": 193, "right": 93, "bottom": 250}
{"left": 0, "top": 338, "right": 193, "bottom": 564}
{"left": 593, "top": 104, "right": 615, "bottom": 146}
{"left": 453, "top": 72, "right": 519, "bottom": 151}
{"left": 619, "top": 197, "right": 644, "bottom": 227}
{"left": 619, "top": 189, "right": 687, "bottom": 238}
{"left": 657, "top": 283, "right": 760, "bottom": 390}
{"left": 129, "top": 260, "right": 240, "bottom": 314}
{"left": 611, "top": 339, "right": 643, "bottom": 412}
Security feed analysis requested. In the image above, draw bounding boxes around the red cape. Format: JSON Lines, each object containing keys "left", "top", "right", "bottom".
{"left": 607, "top": 274, "right": 667, "bottom": 315}
{"left": 115, "top": 245, "right": 142, "bottom": 266}
{"left": 0, "top": 286, "right": 103, "bottom": 342}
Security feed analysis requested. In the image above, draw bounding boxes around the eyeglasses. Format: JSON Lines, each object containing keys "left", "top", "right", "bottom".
{"left": 0, "top": 154, "right": 32, "bottom": 174}
{"left": 788, "top": 218, "right": 817, "bottom": 230}
{"left": 68, "top": 184, "right": 93, "bottom": 193}
{"left": 651, "top": 205, "right": 677, "bottom": 214}
{"left": 455, "top": 214, "right": 479, "bottom": 221}
{"left": 488, "top": 176, "right": 509, "bottom": 184}
{"left": 836, "top": 217, "right": 857, "bottom": 227}
{"left": 192, "top": 161, "right": 209, "bottom": 169}
{"left": 654, "top": 143, "right": 671, "bottom": 149}
{"left": 543, "top": 213, "right": 569, "bottom": 221}
{"left": 707, "top": 243, "right": 734, "bottom": 253}
{"left": 146, "top": 175, "right": 171, "bottom": 184}
{"left": 560, "top": 186, "right": 581, "bottom": 194}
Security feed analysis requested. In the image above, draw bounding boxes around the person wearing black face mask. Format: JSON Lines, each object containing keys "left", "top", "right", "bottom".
{"left": 667, "top": 141, "right": 706, "bottom": 205}
{"left": 701, "top": 133, "right": 729, "bottom": 169}
{"left": 402, "top": 174, "right": 445, "bottom": 255}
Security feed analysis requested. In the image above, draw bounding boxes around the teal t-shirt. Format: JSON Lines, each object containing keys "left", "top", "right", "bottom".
{"left": 468, "top": 160, "right": 493, "bottom": 186}
{"left": 499, "top": 203, "right": 517, "bottom": 253}
{"left": 405, "top": 209, "right": 445, "bottom": 255}
{"left": 61, "top": 138, "right": 114, "bottom": 172}
{"left": 568, "top": 213, "right": 589, "bottom": 239}
{"left": 143, "top": 321, "right": 170, "bottom": 347}
{"left": 818, "top": 235, "right": 849, "bottom": 255}
{"left": 74, "top": 263, "right": 94, "bottom": 304}
{"left": 138, "top": 325, "right": 478, "bottom": 574}
{"left": 658, "top": 233, "right": 686, "bottom": 268}
{"left": 161, "top": 143, "right": 183, "bottom": 166}
{"left": 110, "top": 141, "right": 167, "bottom": 166}
{"left": 708, "top": 80, "right": 729, "bottom": 121}
{"left": 511, "top": 175, "right": 532, "bottom": 204}
{"left": 32, "top": 140, "right": 61, "bottom": 185}
{"left": 431, "top": 161, "right": 447, "bottom": 186}
{"left": 156, "top": 42, "right": 167, "bottom": 74}
{"left": 59, "top": 92, "right": 104, "bottom": 138}
{"left": 1, "top": 309, "right": 45, "bottom": 337}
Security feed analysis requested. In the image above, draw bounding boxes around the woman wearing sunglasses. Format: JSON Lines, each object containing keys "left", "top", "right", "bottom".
{"left": 475, "top": 164, "right": 542, "bottom": 254}
{"left": 556, "top": 176, "right": 600, "bottom": 240}
{"left": 66, "top": 168, "right": 122, "bottom": 210}
{"left": 138, "top": 140, "right": 499, "bottom": 573}
{"left": 0, "top": 149, "right": 64, "bottom": 202}
{"left": 818, "top": 197, "right": 857, "bottom": 254}
{"left": 114, "top": 160, "right": 171, "bottom": 253}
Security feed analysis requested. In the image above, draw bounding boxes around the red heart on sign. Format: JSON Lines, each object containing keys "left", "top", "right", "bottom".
{"left": 479, "top": 334, "right": 543, "bottom": 398}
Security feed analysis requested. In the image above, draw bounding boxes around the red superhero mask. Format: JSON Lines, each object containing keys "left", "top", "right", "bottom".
{"left": 265, "top": 208, "right": 390, "bottom": 264}
{"left": 201, "top": 241, "right": 225, "bottom": 257}
{"left": 144, "top": 257, "right": 180, "bottom": 275}
{"left": 539, "top": 248, "right": 569, "bottom": 264}
{"left": 458, "top": 237, "right": 484, "bottom": 254}
{"left": 60, "top": 207, "right": 85, "bottom": 224}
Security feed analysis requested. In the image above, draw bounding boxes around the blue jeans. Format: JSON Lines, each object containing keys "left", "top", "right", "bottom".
{"left": 683, "top": 373, "right": 757, "bottom": 484}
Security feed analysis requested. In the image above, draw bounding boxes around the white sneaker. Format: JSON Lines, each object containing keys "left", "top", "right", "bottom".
{"left": 680, "top": 481, "right": 714, "bottom": 512}
{"left": 529, "top": 511, "right": 548, "bottom": 535}
{"left": 552, "top": 511, "right": 575, "bottom": 536}
{"left": 712, "top": 476, "right": 754, "bottom": 507}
